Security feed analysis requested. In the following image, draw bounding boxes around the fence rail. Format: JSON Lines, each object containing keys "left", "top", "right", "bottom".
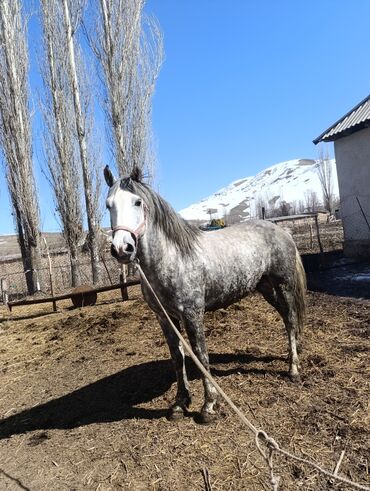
{"left": 0, "top": 250, "right": 135, "bottom": 303}
{"left": 7, "top": 278, "right": 140, "bottom": 312}
{"left": 0, "top": 221, "right": 344, "bottom": 305}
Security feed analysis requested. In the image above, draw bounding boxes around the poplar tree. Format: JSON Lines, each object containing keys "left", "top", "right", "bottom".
{"left": 40, "top": 0, "right": 84, "bottom": 286}
{"left": 0, "top": 0, "right": 42, "bottom": 294}
{"left": 62, "top": 0, "right": 101, "bottom": 284}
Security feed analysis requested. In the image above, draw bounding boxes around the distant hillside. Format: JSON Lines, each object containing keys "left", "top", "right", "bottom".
{"left": 0, "top": 232, "right": 67, "bottom": 262}
{"left": 1, "top": 158, "right": 339, "bottom": 259}
{"left": 179, "top": 158, "right": 338, "bottom": 222}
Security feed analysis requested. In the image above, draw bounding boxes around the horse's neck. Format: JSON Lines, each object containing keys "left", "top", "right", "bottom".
{"left": 137, "top": 225, "right": 177, "bottom": 275}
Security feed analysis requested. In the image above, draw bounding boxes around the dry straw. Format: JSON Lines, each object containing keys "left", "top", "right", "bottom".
{"left": 137, "top": 262, "right": 370, "bottom": 491}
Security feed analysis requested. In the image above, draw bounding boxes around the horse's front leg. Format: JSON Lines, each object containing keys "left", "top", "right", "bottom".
{"left": 156, "top": 313, "right": 192, "bottom": 420}
{"left": 184, "top": 313, "right": 219, "bottom": 424}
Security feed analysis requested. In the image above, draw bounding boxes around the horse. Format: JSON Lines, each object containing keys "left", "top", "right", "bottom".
{"left": 104, "top": 165, "right": 306, "bottom": 424}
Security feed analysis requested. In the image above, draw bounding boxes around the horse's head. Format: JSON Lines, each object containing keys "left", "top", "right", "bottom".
{"left": 104, "top": 165, "right": 146, "bottom": 264}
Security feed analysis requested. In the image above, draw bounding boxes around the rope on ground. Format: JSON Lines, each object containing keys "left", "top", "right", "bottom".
{"left": 136, "top": 263, "right": 370, "bottom": 491}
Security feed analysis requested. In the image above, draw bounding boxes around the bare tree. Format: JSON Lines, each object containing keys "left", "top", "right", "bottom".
{"left": 129, "top": 14, "right": 163, "bottom": 176}
{"left": 290, "top": 200, "right": 299, "bottom": 215}
{"left": 62, "top": 0, "right": 101, "bottom": 284}
{"left": 316, "top": 146, "right": 334, "bottom": 214}
{"left": 304, "top": 189, "right": 320, "bottom": 213}
{"left": 253, "top": 195, "right": 267, "bottom": 219}
{"left": 277, "top": 200, "right": 292, "bottom": 217}
{"left": 87, "top": 0, "right": 163, "bottom": 177}
{"left": 40, "top": 0, "right": 84, "bottom": 287}
{"left": 297, "top": 199, "right": 306, "bottom": 214}
{"left": 0, "top": 0, "right": 42, "bottom": 294}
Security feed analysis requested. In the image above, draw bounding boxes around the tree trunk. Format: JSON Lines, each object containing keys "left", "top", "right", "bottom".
{"left": 29, "top": 240, "right": 42, "bottom": 293}
{"left": 89, "top": 228, "right": 101, "bottom": 285}
{"left": 69, "top": 244, "right": 81, "bottom": 288}
{"left": 14, "top": 201, "right": 41, "bottom": 294}
{"left": 14, "top": 206, "right": 32, "bottom": 294}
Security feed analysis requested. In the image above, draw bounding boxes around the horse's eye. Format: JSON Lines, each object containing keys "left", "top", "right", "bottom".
{"left": 135, "top": 199, "right": 142, "bottom": 207}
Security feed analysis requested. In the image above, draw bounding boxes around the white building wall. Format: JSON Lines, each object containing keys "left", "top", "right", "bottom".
{"left": 334, "top": 127, "right": 370, "bottom": 257}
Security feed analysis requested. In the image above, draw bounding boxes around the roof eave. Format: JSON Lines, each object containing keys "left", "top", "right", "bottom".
{"left": 313, "top": 93, "right": 370, "bottom": 145}
{"left": 313, "top": 120, "right": 370, "bottom": 145}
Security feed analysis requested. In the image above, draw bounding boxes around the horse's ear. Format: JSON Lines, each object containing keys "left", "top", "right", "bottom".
{"left": 130, "top": 165, "right": 143, "bottom": 183}
{"left": 104, "top": 165, "right": 115, "bottom": 187}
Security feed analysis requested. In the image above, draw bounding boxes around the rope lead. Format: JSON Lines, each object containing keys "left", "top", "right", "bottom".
{"left": 136, "top": 262, "right": 370, "bottom": 491}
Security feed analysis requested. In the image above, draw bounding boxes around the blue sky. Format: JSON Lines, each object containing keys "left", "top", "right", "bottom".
{"left": 1, "top": 0, "right": 370, "bottom": 234}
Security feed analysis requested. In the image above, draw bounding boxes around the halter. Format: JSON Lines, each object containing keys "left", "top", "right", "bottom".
{"left": 111, "top": 205, "right": 147, "bottom": 245}
{"left": 111, "top": 222, "right": 145, "bottom": 245}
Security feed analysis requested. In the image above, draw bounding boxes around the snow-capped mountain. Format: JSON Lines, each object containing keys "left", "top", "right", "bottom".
{"left": 179, "top": 158, "right": 338, "bottom": 222}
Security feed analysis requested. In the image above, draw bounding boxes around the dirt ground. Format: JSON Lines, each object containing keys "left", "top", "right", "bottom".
{"left": 0, "top": 285, "right": 369, "bottom": 490}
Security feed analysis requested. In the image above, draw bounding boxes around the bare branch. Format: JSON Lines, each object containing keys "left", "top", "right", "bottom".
{"left": 304, "top": 189, "right": 321, "bottom": 213}
{"left": 87, "top": 0, "right": 163, "bottom": 178}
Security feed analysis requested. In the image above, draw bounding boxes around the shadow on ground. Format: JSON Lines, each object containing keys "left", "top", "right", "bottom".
{"left": 0, "top": 352, "right": 286, "bottom": 439}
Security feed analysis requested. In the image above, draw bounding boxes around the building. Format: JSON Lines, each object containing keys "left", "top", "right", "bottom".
{"left": 314, "top": 94, "right": 370, "bottom": 258}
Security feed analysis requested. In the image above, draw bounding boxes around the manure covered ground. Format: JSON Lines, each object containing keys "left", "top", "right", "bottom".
{"left": 0, "top": 286, "right": 369, "bottom": 490}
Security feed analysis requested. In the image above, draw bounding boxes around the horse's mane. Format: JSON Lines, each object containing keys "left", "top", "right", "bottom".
{"left": 118, "top": 177, "right": 201, "bottom": 255}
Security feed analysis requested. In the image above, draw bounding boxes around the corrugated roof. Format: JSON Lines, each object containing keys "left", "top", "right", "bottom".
{"left": 313, "top": 94, "right": 370, "bottom": 144}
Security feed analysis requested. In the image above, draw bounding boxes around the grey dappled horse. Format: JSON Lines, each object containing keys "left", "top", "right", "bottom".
{"left": 104, "top": 166, "right": 306, "bottom": 424}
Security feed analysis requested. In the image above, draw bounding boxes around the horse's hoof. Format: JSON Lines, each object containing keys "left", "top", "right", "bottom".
{"left": 198, "top": 410, "right": 217, "bottom": 425}
{"left": 289, "top": 372, "right": 301, "bottom": 383}
{"left": 167, "top": 407, "right": 184, "bottom": 421}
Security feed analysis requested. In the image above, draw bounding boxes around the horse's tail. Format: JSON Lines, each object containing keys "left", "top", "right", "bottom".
{"left": 293, "top": 248, "right": 306, "bottom": 338}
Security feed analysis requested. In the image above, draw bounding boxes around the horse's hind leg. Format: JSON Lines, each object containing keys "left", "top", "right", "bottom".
{"left": 156, "top": 313, "right": 192, "bottom": 420}
{"left": 279, "top": 292, "right": 301, "bottom": 382}
{"left": 257, "top": 277, "right": 301, "bottom": 381}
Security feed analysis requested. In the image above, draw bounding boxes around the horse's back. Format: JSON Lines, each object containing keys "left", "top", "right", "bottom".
{"left": 201, "top": 220, "right": 296, "bottom": 266}
{"left": 200, "top": 220, "right": 297, "bottom": 311}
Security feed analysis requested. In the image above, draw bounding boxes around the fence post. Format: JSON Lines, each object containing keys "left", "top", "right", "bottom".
{"left": 120, "top": 264, "right": 128, "bottom": 301}
{"left": 100, "top": 251, "right": 113, "bottom": 285}
{"left": 43, "top": 237, "right": 57, "bottom": 312}
{"left": 314, "top": 215, "right": 324, "bottom": 253}
{"left": 309, "top": 223, "right": 313, "bottom": 250}
{"left": 1, "top": 278, "right": 9, "bottom": 306}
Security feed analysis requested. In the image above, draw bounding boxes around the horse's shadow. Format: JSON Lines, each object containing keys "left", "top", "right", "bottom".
{"left": 0, "top": 352, "right": 287, "bottom": 439}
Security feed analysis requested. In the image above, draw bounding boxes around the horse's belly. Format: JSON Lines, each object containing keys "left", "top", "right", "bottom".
{"left": 204, "top": 274, "right": 259, "bottom": 312}
{"left": 203, "top": 249, "right": 268, "bottom": 311}
{"left": 205, "top": 291, "right": 248, "bottom": 312}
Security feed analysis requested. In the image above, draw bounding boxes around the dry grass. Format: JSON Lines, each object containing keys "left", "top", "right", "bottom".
{"left": 0, "top": 286, "right": 369, "bottom": 490}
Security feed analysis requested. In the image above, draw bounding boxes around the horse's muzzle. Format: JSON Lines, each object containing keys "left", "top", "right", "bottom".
{"left": 110, "top": 243, "right": 135, "bottom": 264}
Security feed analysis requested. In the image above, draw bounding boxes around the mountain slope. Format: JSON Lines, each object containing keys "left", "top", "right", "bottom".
{"left": 179, "top": 158, "right": 338, "bottom": 222}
